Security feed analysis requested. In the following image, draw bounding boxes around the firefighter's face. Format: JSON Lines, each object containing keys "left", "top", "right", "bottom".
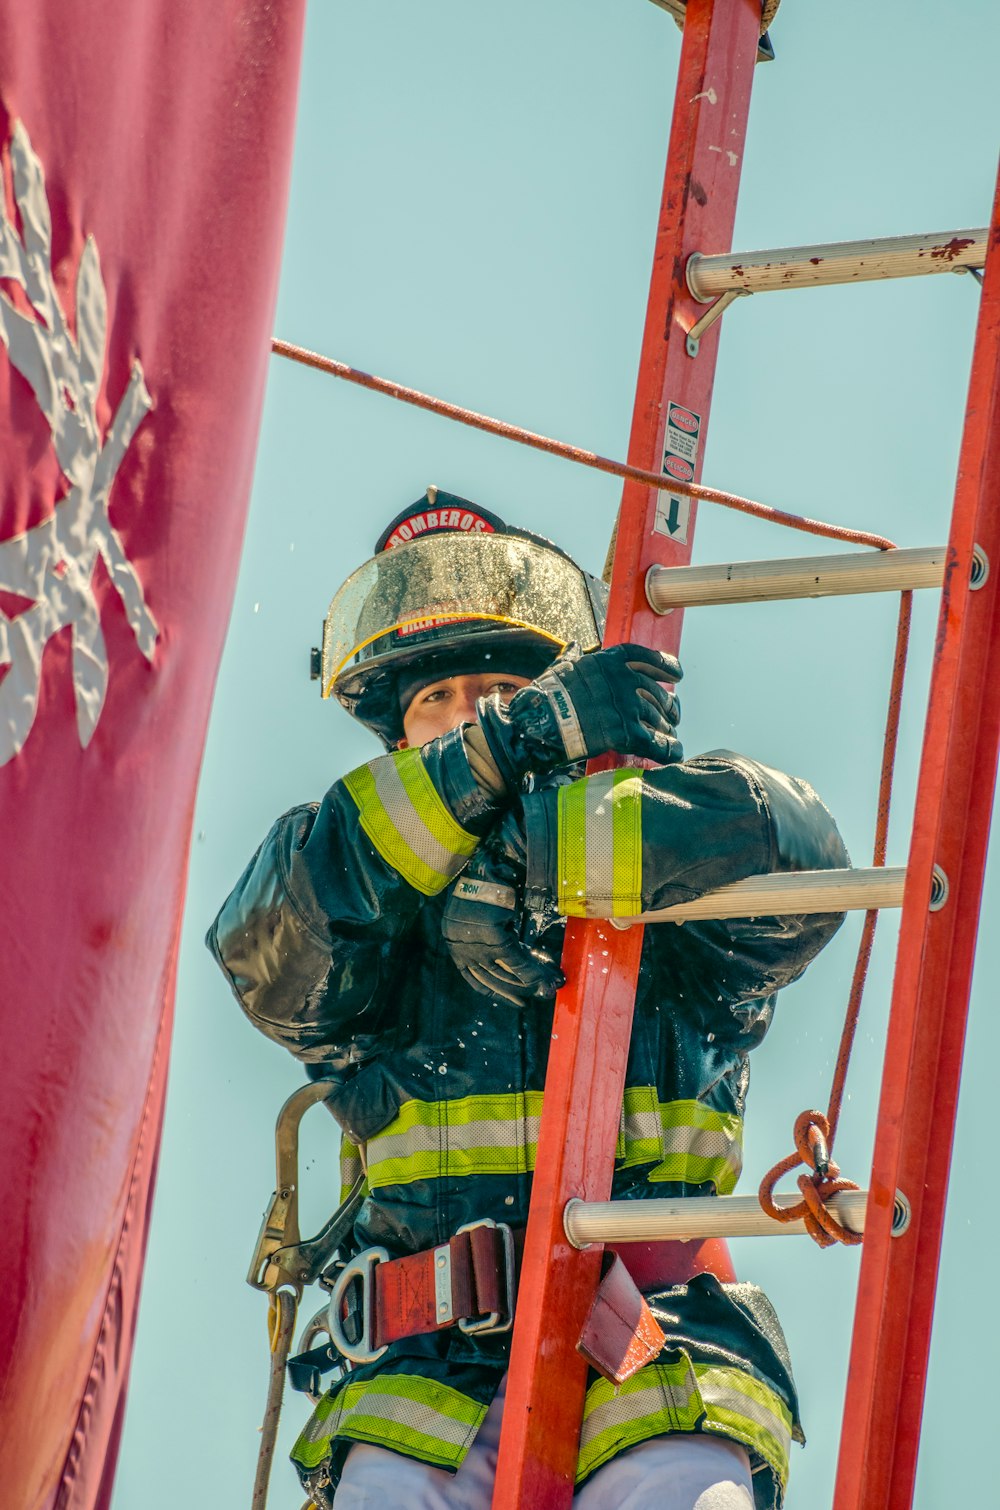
{"left": 399, "top": 672, "right": 532, "bottom": 748}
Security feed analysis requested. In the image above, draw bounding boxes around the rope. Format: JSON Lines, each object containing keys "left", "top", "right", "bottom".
{"left": 759, "top": 592, "right": 913, "bottom": 1244}
{"left": 270, "top": 334, "right": 913, "bottom": 1248}
{"left": 252, "top": 1288, "right": 299, "bottom": 1510}
{"left": 759, "top": 1111, "right": 863, "bottom": 1248}
{"left": 270, "top": 340, "right": 896, "bottom": 553}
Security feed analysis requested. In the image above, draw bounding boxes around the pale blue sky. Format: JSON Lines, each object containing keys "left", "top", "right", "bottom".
{"left": 114, "top": 5, "right": 1000, "bottom": 1506}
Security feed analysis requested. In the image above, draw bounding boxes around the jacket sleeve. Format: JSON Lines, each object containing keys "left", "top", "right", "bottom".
{"left": 522, "top": 749, "right": 850, "bottom": 1018}
{"left": 206, "top": 725, "right": 500, "bottom": 1064}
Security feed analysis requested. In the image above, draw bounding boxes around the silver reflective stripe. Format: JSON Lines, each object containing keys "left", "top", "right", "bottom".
{"left": 292, "top": 1373, "right": 487, "bottom": 1472}
{"left": 581, "top": 1373, "right": 700, "bottom": 1444}
{"left": 339, "top": 1139, "right": 365, "bottom": 1204}
{"left": 664, "top": 1122, "right": 741, "bottom": 1168}
{"left": 366, "top": 1110, "right": 543, "bottom": 1187}
{"left": 300, "top": 1384, "right": 475, "bottom": 1452}
{"left": 364, "top": 1090, "right": 740, "bottom": 1192}
{"left": 576, "top": 1357, "right": 793, "bottom": 1488}
{"left": 367, "top": 754, "right": 471, "bottom": 882}
{"left": 622, "top": 1105, "right": 662, "bottom": 1144}
{"left": 696, "top": 1367, "right": 793, "bottom": 1480}
{"left": 557, "top": 770, "right": 643, "bottom": 918}
{"left": 535, "top": 668, "right": 587, "bottom": 761}
{"left": 343, "top": 749, "right": 477, "bottom": 895}
{"left": 585, "top": 771, "right": 619, "bottom": 903}
{"left": 577, "top": 1358, "right": 703, "bottom": 1482}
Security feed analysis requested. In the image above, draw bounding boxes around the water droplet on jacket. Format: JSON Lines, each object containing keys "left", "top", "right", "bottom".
{"left": 505, "top": 1195, "right": 514, "bottom": 1206}
{"left": 707, "top": 1032, "right": 715, "bottom": 1042}
{"left": 438, "top": 1064, "right": 447, "bottom": 1074}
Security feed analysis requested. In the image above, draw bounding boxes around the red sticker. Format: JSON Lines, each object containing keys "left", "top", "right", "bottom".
{"left": 668, "top": 405, "right": 699, "bottom": 434}
{"left": 663, "top": 454, "right": 694, "bottom": 482}
{"left": 384, "top": 510, "right": 495, "bottom": 549}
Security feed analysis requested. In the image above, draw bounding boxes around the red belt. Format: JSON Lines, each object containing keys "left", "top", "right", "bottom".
{"left": 326, "top": 1223, "right": 730, "bottom": 1385}
{"left": 327, "top": 1219, "right": 520, "bottom": 1364}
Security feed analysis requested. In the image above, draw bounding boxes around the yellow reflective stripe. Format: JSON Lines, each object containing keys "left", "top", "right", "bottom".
{"left": 557, "top": 771, "right": 643, "bottom": 917}
{"left": 618, "top": 1083, "right": 662, "bottom": 1166}
{"left": 577, "top": 1358, "right": 703, "bottom": 1482}
{"left": 618, "top": 1089, "right": 743, "bottom": 1193}
{"left": 338, "top": 1139, "right": 367, "bottom": 1205}
{"left": 375, "top": 1091, "right": 545, "bottom": 1135}
{"left": 646, "top": 1152, "right": 740, "bottom": 1193}
{"left": 292, "top": 1373, "right": 486, "bottom": 1472}
{"left": 557, "top": 777, "right": 588, "bottom": 914}
{"left": 695, "top": 1363, "right": 794, "bottom": 1488}
{"left": 610, "top": 770, "right": 643, "bottom": 917}
{"left": 343, "top": 750, "right": 477, "bottom": 896}
{"left": 364, "top": 1091, "right": 741, "bottom": 1193}
{"left": 366, "top": 1092, "right": 544, "bottom": 1190}
{"left": 369, "top": 1143, "right": 540, "bottom": 1186}
{"left": 576, "top": 1358, "right": 792, "bottom": 1489}
{"left": 647, "top": 1099, "right": 744, "bottom": 1194}
{"left": 394, "top": 748, "right": 478, "bottom": 862}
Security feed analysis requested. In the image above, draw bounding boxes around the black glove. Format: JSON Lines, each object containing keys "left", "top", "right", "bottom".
{"left": 442, "top": 816, "right": 565, "bottom": 1007}
{"left": 476, "top": 643, "right": 682, "bottom": 791}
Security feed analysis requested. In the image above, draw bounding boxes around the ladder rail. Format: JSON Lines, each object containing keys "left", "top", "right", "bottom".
{"left": 491, "top": 3, "right": 763, "bottom": 1503}
{"left": 832, "top": 161, "right": 1000, "bottom": 1510}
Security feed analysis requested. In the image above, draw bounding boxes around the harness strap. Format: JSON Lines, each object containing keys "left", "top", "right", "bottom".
{"left": 371, "top": 1222, "right": 524, "bottom": 1348}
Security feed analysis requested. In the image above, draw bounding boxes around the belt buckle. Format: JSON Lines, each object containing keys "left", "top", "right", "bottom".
{"left": 326, "top": 1245, "right": 390, "bottom": 1363}
{"left": 456, "top": 1218, "right": 516, "bottom": 1336}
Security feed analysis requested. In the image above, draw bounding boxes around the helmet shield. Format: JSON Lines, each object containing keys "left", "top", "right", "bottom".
{"left": 323, "top": 532, "right": 603, "bottom": 735}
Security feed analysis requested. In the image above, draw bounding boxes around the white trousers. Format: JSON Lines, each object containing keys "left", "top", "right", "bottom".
{"left": 333, "top": 1375, "right": 754, "bottom": 1509}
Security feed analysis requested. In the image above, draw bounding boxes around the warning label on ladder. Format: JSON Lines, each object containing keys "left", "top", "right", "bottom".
{"left": 654, "top": 401, "right": 701, "bottom": 544}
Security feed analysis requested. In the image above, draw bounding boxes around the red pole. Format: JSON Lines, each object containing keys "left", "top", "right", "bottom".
{"left": 833, "top": 161, "right": 1000, "bottom": 1510}
{"left": 492, "top": 3, "right": 764, "bottom": 1503}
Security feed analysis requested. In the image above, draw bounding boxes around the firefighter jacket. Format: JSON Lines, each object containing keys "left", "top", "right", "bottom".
{"left": 207, "top": 728, "right": 848, "bottom": 1509}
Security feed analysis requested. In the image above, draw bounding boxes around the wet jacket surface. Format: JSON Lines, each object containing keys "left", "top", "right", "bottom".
{"left": 208, "top": 733, "right": 848, "bottom": 1508}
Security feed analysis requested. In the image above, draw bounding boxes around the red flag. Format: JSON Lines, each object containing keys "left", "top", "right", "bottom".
{"left": 0, "top": 4, "right": 306, "bottom": 1505}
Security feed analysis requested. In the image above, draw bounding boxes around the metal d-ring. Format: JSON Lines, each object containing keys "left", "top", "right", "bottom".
{"left": 326, "top": 1246, "right": 390, "bottom": 1364}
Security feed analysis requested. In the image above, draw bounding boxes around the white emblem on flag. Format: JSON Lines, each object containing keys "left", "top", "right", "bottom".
{"left": 0, "top": 120, "right": 158, "bottom": 765}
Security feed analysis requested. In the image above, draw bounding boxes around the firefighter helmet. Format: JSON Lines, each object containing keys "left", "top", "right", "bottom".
{"left": 317, "top": 488, "right": 607, "bottom": 747}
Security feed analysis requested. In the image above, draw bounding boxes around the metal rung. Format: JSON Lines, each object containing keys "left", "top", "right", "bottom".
{"left": 687, "top": 228, "right": 987, "bottom": 300}
{"left": 563, "top": 1189, "right": 911, "bottom": 1246}
{"left": 647, "top": 544, "right": 946, "bottom": 610}
{"left": 621, "top": 866, "right": 906, "bottom": 925}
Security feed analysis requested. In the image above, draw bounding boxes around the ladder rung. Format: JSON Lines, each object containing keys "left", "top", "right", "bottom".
{"left": 646, "top": 545, "right": 946, "bottom": 610}
{"left": 623, "top": 866, "right": 906, "bottom": 924}
{"left": 563, "top": 1189, "right": 911, "bottom": 1245}
{"left": 687, "top": 229, "right": 987, "bottom": 300}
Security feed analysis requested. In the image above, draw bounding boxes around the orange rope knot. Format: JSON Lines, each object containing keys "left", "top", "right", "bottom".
{"left": 758, "top": 1111, "right": 863, "bottom": 1249}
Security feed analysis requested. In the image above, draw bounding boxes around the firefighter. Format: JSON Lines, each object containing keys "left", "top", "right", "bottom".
{"left": 208, "top": 490, "right": 848, "bottom": 1510}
